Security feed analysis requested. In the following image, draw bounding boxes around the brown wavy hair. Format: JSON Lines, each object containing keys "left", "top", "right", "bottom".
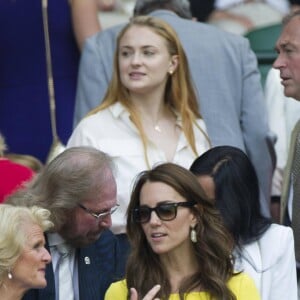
{"left": 126, "top": 163, "right": 237, "bottom": 300}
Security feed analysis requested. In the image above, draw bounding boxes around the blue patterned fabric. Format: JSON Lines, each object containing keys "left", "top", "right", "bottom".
{"left": 0, "top": 0, "right": 79, "bottom": 162}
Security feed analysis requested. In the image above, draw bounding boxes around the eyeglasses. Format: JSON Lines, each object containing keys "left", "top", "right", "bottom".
{"left": 78, "top": 203, "right": 119, "bottom": 220}
{"left": 132, "top": 201, "right": 196, "bottom": 224}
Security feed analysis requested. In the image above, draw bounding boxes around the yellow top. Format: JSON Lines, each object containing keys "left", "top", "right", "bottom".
{"left": 104, "top": 272, "right": 260, "bottom": 300}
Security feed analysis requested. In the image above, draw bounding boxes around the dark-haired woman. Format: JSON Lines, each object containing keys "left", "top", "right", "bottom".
{"left": 190, "top": 145, "right": 297, "bottom": 300}
{"left": 105, "top": 163, "right": 260, "bottom": 300}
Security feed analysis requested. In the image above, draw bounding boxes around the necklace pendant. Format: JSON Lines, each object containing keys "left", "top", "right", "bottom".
{"left": 154, "top": 125, "right": 161, "bottom": 133}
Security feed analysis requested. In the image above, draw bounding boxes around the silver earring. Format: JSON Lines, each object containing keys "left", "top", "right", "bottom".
{"left": 190, "top": 227, "right": 197, "bottom": 243}
{"left": 169, "top": 69, "right": 173, "bottom": 75}
{"left": 8, "top": 271, "right": 12, "bottom": 279}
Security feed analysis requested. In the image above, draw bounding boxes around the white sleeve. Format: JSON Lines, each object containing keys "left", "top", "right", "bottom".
{"left": 269, "top": 226, "right": 297, "bottom": 300}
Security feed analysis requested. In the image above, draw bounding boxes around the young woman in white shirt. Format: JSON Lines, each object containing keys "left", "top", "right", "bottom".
{"left": 67, "top": 15, "right": 210, "bottom": 271}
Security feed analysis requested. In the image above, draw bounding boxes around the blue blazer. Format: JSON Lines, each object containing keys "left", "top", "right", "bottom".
{"left": 22, "top": 230, "right": 123, "bottom": 300}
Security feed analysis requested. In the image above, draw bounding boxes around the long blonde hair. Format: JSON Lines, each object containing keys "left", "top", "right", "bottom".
{"left": 88, "top": 16, "right": 209, "bottom": 167}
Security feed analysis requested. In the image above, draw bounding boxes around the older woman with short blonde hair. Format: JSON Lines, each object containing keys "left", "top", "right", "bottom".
{"left": 0, "top": 204, "right": 53, "bottom": 300}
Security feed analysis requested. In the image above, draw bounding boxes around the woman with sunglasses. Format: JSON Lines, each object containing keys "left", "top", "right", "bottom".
{"left": 105, "top": 163, "right": 260, "bottom": 300}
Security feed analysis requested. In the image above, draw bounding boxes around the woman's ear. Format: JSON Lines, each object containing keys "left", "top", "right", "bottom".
{"left": 169, "top": 55, "right": 179, "bottom": 73}
{"left": 190, "top": 211, "right": 198, "bottom": 227}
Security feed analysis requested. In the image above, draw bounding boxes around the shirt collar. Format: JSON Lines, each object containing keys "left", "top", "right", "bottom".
{"left": 109, "top": 102, "right": 129, "bottom": 119}
{"left": 47, "top": 232, "right": 66, "bottom": 248}
{"left": 150, "top": 10, "right": 178, "bottom": 18}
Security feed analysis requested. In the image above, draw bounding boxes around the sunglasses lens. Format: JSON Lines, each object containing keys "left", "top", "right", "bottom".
{"left": 133, "top": 203, "right": 179, "bottom": 223}
{"left": 133, "top": 207, "right": 150, "bottom": 223}
{"left": 157, "top": 204, "right": 176, "bottom": 221}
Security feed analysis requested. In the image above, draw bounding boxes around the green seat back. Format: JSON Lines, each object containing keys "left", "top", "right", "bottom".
{"left": 244, "top": 23, "right": 282, "bottom": 86}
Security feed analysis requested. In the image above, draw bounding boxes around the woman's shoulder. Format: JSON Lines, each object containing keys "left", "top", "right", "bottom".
{"left": 193, "top": 118, "right": 210, "bottom": 149}
{"left": 193, "top": 117, "right": 208, "bottom": 135}
{"left": 104, "top": 279, "right": 127, "bottom": 300}
{"left": 86, "top": 102, "right": 127, "bottom": 120}
{"left": 228, "top": 272, "right": 260, "bottom": 299}
{"left": 228, "top": 272, "right": 254, "bottom": 285}
{"left": 79, "top": 107, "right": 112, "bottom": 123}
{"left": 74, "top": 103, "right": 125, "bottom": 131}
{"left": 105, "top": 276, "right": 259, "bottom": 300}
{"left": 242, "top": 223, "right": 294, "bottom": 266}
{"left": 261, "top": 223, "right": 293, "bottom": 243}
{"left": 194, "top": 117, "right": 206, "bottom": 127}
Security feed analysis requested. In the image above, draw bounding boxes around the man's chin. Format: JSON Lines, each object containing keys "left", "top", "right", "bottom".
{"left": 67, "top": 233, "right": 102, "bottom": 248}
{"left": 284, "top": 87, "right": 300, "bottom": 100}
{"left": 86, "top": 233, "right": 102, "bottom": 243}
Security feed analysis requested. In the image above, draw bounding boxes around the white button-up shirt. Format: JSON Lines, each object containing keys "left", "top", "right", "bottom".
{"left": 67, "top": 103, "right": 210, "bottom": 234}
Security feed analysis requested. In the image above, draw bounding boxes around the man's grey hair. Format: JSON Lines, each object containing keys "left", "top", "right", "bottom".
{"left": 6, "top": 146, "right": 115, "bottom": 230}
{"left": 282, "top": 9, "right": 300, "bottom": 26}
{"left": 133, "top": 0, "right": 192, "bottom": 19}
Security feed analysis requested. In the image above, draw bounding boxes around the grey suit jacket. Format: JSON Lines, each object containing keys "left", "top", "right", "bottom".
{"left": 74, "top": 10, "right": 274, "bottom": 216}
{"left": 281, "top": 119, "right": 300, "bottom": 223}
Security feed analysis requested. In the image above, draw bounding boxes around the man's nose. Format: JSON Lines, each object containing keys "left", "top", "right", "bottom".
{"left": 273, "top": 54, "right": 284, "bottom": 70}
{"left": 98, "top": 214, "right": 112, "bottom": 229}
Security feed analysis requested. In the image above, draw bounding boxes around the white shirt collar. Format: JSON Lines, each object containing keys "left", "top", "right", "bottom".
{"left": 47, "top": 232, "right": 66, "bottom": 248}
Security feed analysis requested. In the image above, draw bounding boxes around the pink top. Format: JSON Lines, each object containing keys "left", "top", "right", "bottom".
{"left": 0, "top": 158, "right": 34, "bottom": 203}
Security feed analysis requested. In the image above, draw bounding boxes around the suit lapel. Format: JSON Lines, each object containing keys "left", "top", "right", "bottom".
{"left": 281, "top": 120, "right": 300, "bottom": 222}
{"left": 77, "top": 230, "right": 123, "bottom": 300}
{"left": 78, "top": 244, "right": 102, "bottom": 299}
{"left": 242, "top": 241, "right": 262, "bottom": 291}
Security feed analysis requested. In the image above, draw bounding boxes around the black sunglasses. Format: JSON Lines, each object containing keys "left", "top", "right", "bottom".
{"left": 132, "top": 201, "right": 196, "bottom": 224}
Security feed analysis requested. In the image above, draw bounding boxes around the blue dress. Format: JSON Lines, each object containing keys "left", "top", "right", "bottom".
{"left": 0, "top": 0, "right": 80, "bottom": 162}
